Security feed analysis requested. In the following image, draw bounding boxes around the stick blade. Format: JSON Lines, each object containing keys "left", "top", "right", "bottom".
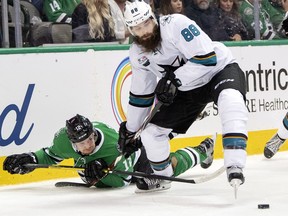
{"left": 194, "top": 166, "right": 225, "bottom": 183}
{"left": 55, "top": 182, "right": 90, "bottom": 188}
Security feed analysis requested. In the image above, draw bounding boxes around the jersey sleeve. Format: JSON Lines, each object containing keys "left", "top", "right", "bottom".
{"left": 34, "top": 128, "right": 72, "bottom": 164}
{"left": 34, "top": 148, "right": 63, "bottom": 164}
{"left": 125, "top": 46, "right": 158, "bottom": 132}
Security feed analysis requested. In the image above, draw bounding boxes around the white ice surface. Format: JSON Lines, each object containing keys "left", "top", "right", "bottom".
{"left": 1, "top": 152, "right": 288, "bottom": 216}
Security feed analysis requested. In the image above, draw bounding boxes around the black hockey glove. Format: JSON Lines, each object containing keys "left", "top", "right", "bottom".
{"left": 117, "top": 121, "right": 143, "bottom": 158}
{"left": 3, "top": 153, "right": 37, "bottom": 174}
{"left": 84, "top": 159, "right": 108, "bottom": 184}
{"left": 282, "top": 17, "right": 288, "bottom": 36}
{"left": 154, "top": 71, "right": 182, "bottom": 106}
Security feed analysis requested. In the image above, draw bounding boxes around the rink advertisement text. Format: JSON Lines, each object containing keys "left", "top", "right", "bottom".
{"left": 0, "top": 84, "right": 34, "bottom": 147}
{"left": 245, "top": 60, "right": 287, "bottom": 113}
{"left": 246, "top": 98, "right": 288, "bottom": 112}
{"left": 245, "top": 61, "right": 287, "bottom": 92}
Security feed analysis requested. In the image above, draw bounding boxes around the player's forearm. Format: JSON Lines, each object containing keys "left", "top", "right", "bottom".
{"left": 34, "top": 149, "right": 62, "bottom": 165}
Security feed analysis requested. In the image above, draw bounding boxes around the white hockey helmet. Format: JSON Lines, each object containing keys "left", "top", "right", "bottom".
{"left": 124, "top": 0, "right": 157, "bottom": 32}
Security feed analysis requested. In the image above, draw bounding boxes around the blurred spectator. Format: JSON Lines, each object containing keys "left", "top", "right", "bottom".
{"left": 214, "top": 0, "right": 251, "bottom": 40}
{"left": 144, "top": 0, "right": 159, "bottom": 17}
{"left": 30, "top": 0, "right": 44, "bottom": 16}
{"left": 282, "top": 0, "right": 288, "bottom": 35}
{"left": 239, "top": 0, "right": 286, "bottom": 39}
{"left": 268, "top": 0, "right": 288, "bottom": 36}
{"left": 109, "top": 0, "right": 130, "bottom": 43}
{"left": 71, "top": 2, "right": 88, "bottom": 28}
{"left": 43, "top": 0, "right": 81, "bottom": 23}
{"left": 265, "top": 0, "right": 286, "bottom": 30}
{"left": 72, "top": 0, "right": 116, "bottom": 43}
{"left": 159, "top": 0, "right": 184, "bottom": 15}
{"left": 184, "top": 0, "right": 231, "bottom": 41}
{"left": 72, "top": 0, "right": 129, "bottom": 43}
{"left": 154, "top": 0, "right": 190, "bottom": 8}
{"left": 0, "top": 30, "right": 2, "bottom": 48}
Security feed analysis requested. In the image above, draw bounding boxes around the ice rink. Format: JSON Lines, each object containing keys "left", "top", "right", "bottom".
{"left": 1, "top": 152, "right": 288, "bottom": 216}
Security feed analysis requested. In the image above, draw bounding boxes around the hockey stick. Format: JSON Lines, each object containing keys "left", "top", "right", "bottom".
{"left": 55, "top": 182, "right": 91, "bottom": 187}
{"left": 134, "top": 101, "right": 163, "bottom": 139}
{"left": 23, "top": 164, "right": 96, "bottom": 187}
{"left": 25, "top": 163, "right": 225, "bottom": 185}
{"left": 108, "top": 166, "right": 225, "bottom": 184}
{"left": 55, "top": 166, "right": 225, "bottom": 187}
{"left": 24, "top": 163, "right": 85, "bottom": 170}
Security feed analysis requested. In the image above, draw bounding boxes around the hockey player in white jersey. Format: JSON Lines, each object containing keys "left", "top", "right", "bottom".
{"left": 117, "top": 0, "right": 248, "bottom": 192}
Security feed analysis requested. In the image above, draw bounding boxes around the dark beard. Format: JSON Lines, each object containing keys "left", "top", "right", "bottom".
{"left": 134, "top": 25, "right": 161, "bottom": 52}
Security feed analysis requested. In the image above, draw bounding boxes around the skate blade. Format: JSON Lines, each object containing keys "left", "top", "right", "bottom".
{"left": 230, "top": 179, "right": 241, "bottom": 199}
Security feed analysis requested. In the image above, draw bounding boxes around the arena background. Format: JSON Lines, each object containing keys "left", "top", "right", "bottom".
{"left": 0, "top": 40, "right": 287, "bottom": 185}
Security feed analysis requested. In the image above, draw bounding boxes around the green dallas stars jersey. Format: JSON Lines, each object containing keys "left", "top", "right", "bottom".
{"left": 34, "top": 122, "right": 139, "bottom": 188}
{"left": 239, "top": 0, "right": 286, "bottom": 39}
{"left": 33, "top": 121, "right": 210, "bottom": 188}
{"left": 43, "top": 0, "right": 81, "bottom": 23}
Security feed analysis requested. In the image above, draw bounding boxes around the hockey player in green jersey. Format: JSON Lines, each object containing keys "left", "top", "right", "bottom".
{"left": 43, "top": 0, "right": 81, "bottom": 23}
{"left": 239, "top": 0, "right": 287, "bottom": 39}
{"left": 3, "top": 114, "right": 138, "bottom": 188}
{"left": 3, "top": 114, "right": 214, "bottom": 190}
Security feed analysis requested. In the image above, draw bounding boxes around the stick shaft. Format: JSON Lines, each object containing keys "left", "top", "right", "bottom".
{"left": 134, "top": 101, "right": 162, "bottom": 139}
{"left": 25, "top": 163, "right": 225, "bottom": 184}
{"left": 24, "top": 164, "right": 85, "bottom": 170}
{"left": 111, "top": 166, "right": 225, "bottom": 184}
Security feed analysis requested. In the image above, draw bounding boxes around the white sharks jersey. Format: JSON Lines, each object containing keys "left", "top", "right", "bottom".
{"left": 126, "top": 14, "right": 237, "bottom": 132}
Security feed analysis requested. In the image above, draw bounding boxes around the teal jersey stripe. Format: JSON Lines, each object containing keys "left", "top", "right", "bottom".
{"left": 189, "top": 53, "right": 217, "bottom": 66}
{"left": 129, "top": 94, "right": 155, "bottom": 107}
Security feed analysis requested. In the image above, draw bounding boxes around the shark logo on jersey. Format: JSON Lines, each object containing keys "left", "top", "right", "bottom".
{"left": 138, "top": 56, "right": 150, "bottom": 66}
{"left": 158, "top": 64, "right": 180, "bottom": 74}
{"left": 170, "top": 56, "right": 186, "bottom": 67}
{"left": 160, "top": 15, "right": 173, "bottom": 26}
{"left": 155, "top": 56, "right": 186, "bottom": 75}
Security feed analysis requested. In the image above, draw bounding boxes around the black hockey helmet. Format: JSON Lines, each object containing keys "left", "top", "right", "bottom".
{"left": 66, "top": 114, "right": 93, "bottom": 143}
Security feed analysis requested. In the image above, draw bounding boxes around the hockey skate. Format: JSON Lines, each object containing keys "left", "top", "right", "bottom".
{"left": 227, "top": 166, "right": 245, "bottom": 199}
{"left": 135, "top": 177, "right": 171, "bottom": 193}
{"left": 195, "top": 138, "right": 215, "bottom": 169}
{"left": 264, "top": 134, "right": 285, "bottom": 159}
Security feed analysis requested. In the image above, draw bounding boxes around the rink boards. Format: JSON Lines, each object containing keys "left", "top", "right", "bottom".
{"left": 0, "top": 41, "right": 287, "bottom": 185}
